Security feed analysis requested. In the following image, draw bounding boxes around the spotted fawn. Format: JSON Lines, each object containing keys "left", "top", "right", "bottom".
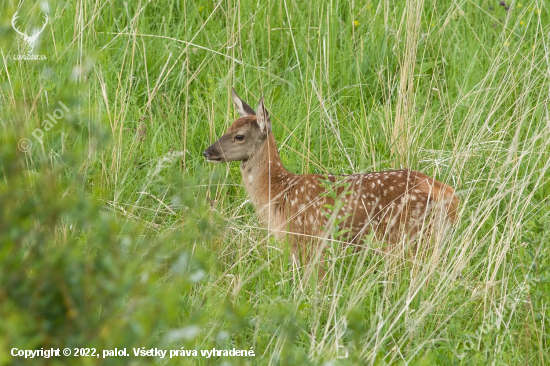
{"left": 204, "top": 89, "right": 459, "bottom": 264}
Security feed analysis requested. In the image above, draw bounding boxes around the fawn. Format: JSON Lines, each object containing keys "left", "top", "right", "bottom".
{"left": 204, "top": 89, "right": 459, "bottom": 264}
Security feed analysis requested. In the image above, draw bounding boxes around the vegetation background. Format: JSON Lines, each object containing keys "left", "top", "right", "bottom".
{"left": 1, "top": 0, "right": 549, "bottom": 364}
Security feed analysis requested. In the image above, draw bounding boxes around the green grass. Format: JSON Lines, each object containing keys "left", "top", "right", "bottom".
{"left": 1, "top": 0, "right": 549, "bottom": 364}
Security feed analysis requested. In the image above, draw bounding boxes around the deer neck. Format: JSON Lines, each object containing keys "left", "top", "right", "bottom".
{"left": 240, "top": 133, "right": 292, "bottom": 213}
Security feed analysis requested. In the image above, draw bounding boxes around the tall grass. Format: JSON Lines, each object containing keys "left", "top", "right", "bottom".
{"left": 1, "top": 0, "right": 549, "bottom": 364}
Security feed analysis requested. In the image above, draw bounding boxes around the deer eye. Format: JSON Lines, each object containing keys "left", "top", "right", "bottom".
{"left": 235, "top": 135, "right": 245, "bottom": 141}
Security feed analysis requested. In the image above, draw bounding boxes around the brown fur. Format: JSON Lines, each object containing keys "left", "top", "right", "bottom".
{"left": 235, "top": 130, "right": 458, "bottom": 259}
{"left": 204, "top": 93, "right": 459, "bottom": 266}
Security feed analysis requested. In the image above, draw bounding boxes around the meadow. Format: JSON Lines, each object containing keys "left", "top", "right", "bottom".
{"left": 1, "top": 0, "right": 549, "bottom": 364}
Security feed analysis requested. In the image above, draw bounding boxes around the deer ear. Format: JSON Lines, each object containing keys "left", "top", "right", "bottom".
{"left": 256, "top": 96, "right": 271, "bottom": 134}
{"left": 231, "top": 88, "right": 255, "bottom": 117}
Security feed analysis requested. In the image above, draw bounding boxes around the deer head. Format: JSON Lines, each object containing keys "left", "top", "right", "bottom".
{"left": 11, "top": 10, "right": 49, "bottom": 55}
{"left": 203, "top": 89, "right": 272, "bottom": 163}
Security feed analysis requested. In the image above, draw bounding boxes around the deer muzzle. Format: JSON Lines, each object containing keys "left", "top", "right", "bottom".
{"left": 203, "top": 143, "right": 224, "bottom": 164}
